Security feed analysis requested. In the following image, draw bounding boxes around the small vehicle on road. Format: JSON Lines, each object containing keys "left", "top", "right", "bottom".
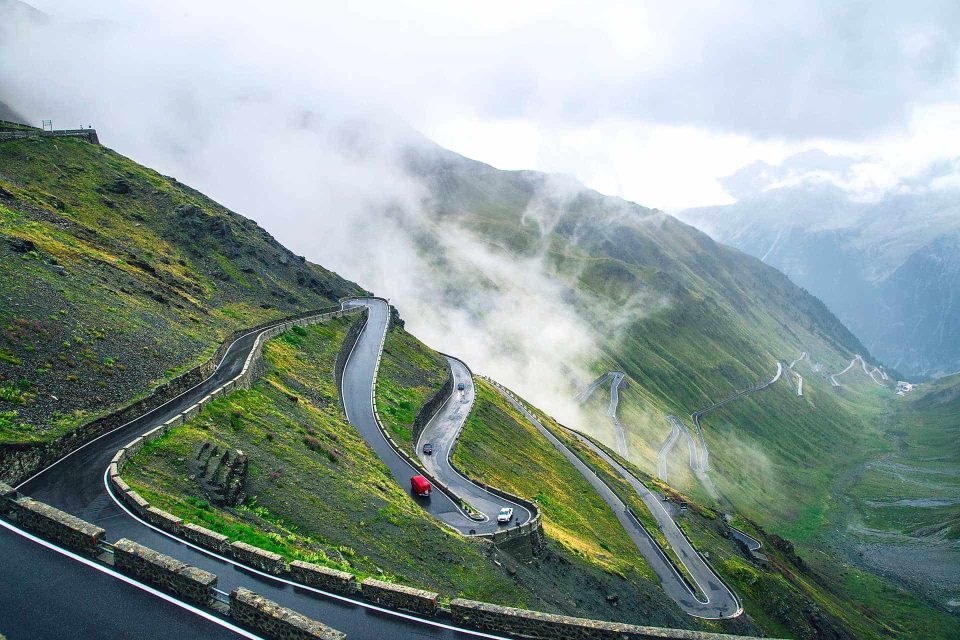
{"left": 422, "top": 443, "right": 434, "bottom": 455}
{"left": 411, "top": 475, "right": 432, "bottom": 497}
{"left": 497, "top": 507, "right": 514, "bottom": 524}
{"left": 457, "top": 382, "right": 466, "bottom": 391}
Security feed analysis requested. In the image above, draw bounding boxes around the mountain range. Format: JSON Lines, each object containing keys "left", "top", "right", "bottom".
{"left": 679, "top": 151, "right": 960, "bottom": 379}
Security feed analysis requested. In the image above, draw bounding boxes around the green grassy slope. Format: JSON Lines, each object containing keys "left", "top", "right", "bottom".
{"left": 374, "top": 323, "right": 448, "bottom": 454}
{"left": 408, "top": 146, "right": 889, "bottom": 529}
{"left": 372, "top": 324, "right": 710, "bottom": 628}
{"left": 403, "top": 145, "right": 959, "bottom": 636}
{"left": 833, "top": 373, "right": 960, "bottom": 616}
{"left": 466, "top": 383, "right": 960, "bottom": 639}
{"left": 451, "top": 379, "right": 713, "bottom": 631}
{"left": 123, "top": 317, "right": 527, "bottom": 602}
{"left": 0, "top": 137, "right": 360, "bottom": 444}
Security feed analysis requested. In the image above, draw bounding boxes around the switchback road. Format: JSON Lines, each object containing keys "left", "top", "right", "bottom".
{"left": 341, "top": 299, "right": 528, "bottom": 534}
{"left": 8, "top": 300, "right": 505, "bottom": 640}
{"left": 577, "top": 371, "right": 628, "bottom": 457}
{"left": 415, "top": 355, "right": 532, "bottom": 527}
{"left": 493, "top": 382, "right": 741, "bottom": 619}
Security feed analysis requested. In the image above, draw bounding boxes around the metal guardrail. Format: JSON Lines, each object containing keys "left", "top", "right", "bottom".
{"left": 211, "top": 588, "right": 231, "bottom": 605}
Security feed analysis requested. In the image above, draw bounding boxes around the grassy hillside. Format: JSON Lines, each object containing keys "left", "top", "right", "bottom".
{"left": 374, "top": 323, "right": 448, "bottom": 455}
{"left": 0, "top": 137, "right": 360, "bottom": 444}
{"left": 450, "top": 379, "right": 716, "bottom": 632}
{"left": 465, "top": 384, "right": 960, "bottom": 640}
{"left": 406, "top": 144, "right": 893, "bottom": 532}
{"left": 125, "top": 317, "right": 715, "bottom": 627}
{"left": 402, "top": 144, "right": 960, "bottom": 636}
{"left": 123, "top": 316, "right": 528, "bottom": 602}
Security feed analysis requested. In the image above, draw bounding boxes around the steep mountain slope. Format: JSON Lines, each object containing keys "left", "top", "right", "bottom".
{"left": 385, "top": 142, "right": 960, "bottom": 635}
{"left": 0, "top": 135, "right": 361, "bottom": 446}
{"left": 679, "top": 177, "right": 960, "bottom": 379}
{"left": 397, "top": 143, "right": 884, "bottom": 525}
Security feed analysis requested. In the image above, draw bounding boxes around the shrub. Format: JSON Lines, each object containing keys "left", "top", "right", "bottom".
{"left": 0, "top": 383, "right": 24, "bottom": 403}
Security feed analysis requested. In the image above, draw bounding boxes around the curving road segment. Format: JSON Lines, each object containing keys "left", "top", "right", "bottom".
{"left": 491, "top": 381, "right": 742, "bottom": 619}
{"left": 577, "top": 371, "right": 628, "bottom": 457}
{"left": 8, "top": 300, "right": 511, "bottom": 640}
{"left": 414, "top": 355, "right": 532, "bottom": 528}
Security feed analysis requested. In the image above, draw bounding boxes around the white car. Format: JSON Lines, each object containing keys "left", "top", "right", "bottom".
{"left": 497, "top": 507, "right": 514, "bottom": 524}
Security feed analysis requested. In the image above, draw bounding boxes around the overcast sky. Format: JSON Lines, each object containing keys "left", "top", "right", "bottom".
{"left": 3, "top": 0, "right": 960, "bottom": 210}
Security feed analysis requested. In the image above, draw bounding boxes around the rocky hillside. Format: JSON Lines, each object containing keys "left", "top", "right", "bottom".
{"left": 680, "top": 175, "right": 960, "bottom": 379}
{"left": 0, "top": 134, "right": 361, "bottom": 445}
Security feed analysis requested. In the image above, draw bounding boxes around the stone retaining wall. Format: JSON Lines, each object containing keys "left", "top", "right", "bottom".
{"left": 0, "top": 128, "right": 100, "bottom": 144}
{"left": 113, "top": 538, "right": 217, "bottom": 605}
{"left": 361, "top": 578, "right": 438, "bottom": 616}
{"left": 0, "top": 305, "right": 348, "bottom": 485}
{"left": 411, "top": 362, "right": 453, "bottom": 446}
{"left": 0, "top": 481, "right": 15, "bottom": 515}
{"left": 450, "top": 599, "right": 765, "bottom": 640}
{"left": 9, "top": 497, "right": 105, "bottom": 555}
{"left": 231, "top": 540, "right": 286, "bottom": 575}
{"left": 290, "top": 561, "right": 358, "bottom": 595}
{"left": 230, "top": 587, "right": 345, "bottom": 640}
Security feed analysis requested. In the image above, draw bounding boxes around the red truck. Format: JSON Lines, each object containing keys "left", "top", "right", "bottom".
{"left": 410, "top": 475, "right": 432, "bottom": 497}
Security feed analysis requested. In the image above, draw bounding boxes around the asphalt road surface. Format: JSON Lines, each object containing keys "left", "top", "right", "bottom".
{"left": 656, "top": 415, "right": 698, "bottom": 482}
{"left": 491, "top": 382, "right": 741, "bottom": 619}
{"left": 415, "top": 355, "right": 531, "bottom": 528}
{"left": 0, "top": 521, "right": 251, "bottom": 640}
{"left": 341, "top": 299, "right": 516, "bottom": 535}
{"left": 8, "top": 300, "right": 507, "bottom": 640}
{"left": 607, "top": 372, "right": 628, "bottom": 457}
{"left": 577, "top": 371, "right": 628, "bottom": 457}
{"left": 691, "top": 363, "right": 782, "bottom": 471}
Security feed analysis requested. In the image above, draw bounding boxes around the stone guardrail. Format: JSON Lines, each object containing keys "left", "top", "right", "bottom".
{"left": 361, "top": 578, "right": 438, "bottom": 617}
{"left": 0, "top": 481, "right": 347, "bottom": 639}
{"left": 113, "top": 537, "right": 218, "bottom": 606}
{"left": 450, "top": 599, "right": 766, "bottom": 640}
{"left": 231, "top": 587, "right": 345, "bottom": 640}
{"left": 0, "top": 303, "right": 347, "bottom": 486}
{"left": 0, "top": 128, "right": 100, "bottom": 144}
{"left": 7, "top": 494, "right": 105, "bottom": 556}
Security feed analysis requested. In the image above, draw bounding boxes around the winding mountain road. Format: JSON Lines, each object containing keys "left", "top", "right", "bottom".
{"left": 414, "top": 355, "right": 532, "bottom": 528}
{"left": 691, "top": 363, "right": 782, "bottom": 472}
{"left": 341, "top": 299, "right": 527, "bottom": 534}
{"left": 830, "top": 354, "right": 886, "bottom": 387}
{"left": 577, "top": 371, "right": 628, "bottom": 457}
{"left": 492, "top": 381, "right": 741, "bottom": 619}
{"left": 7, "top": 300, "right": 511, "bottom": 640}
{"left": 657, "top": 415, "right": 698, "bottom": 482}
